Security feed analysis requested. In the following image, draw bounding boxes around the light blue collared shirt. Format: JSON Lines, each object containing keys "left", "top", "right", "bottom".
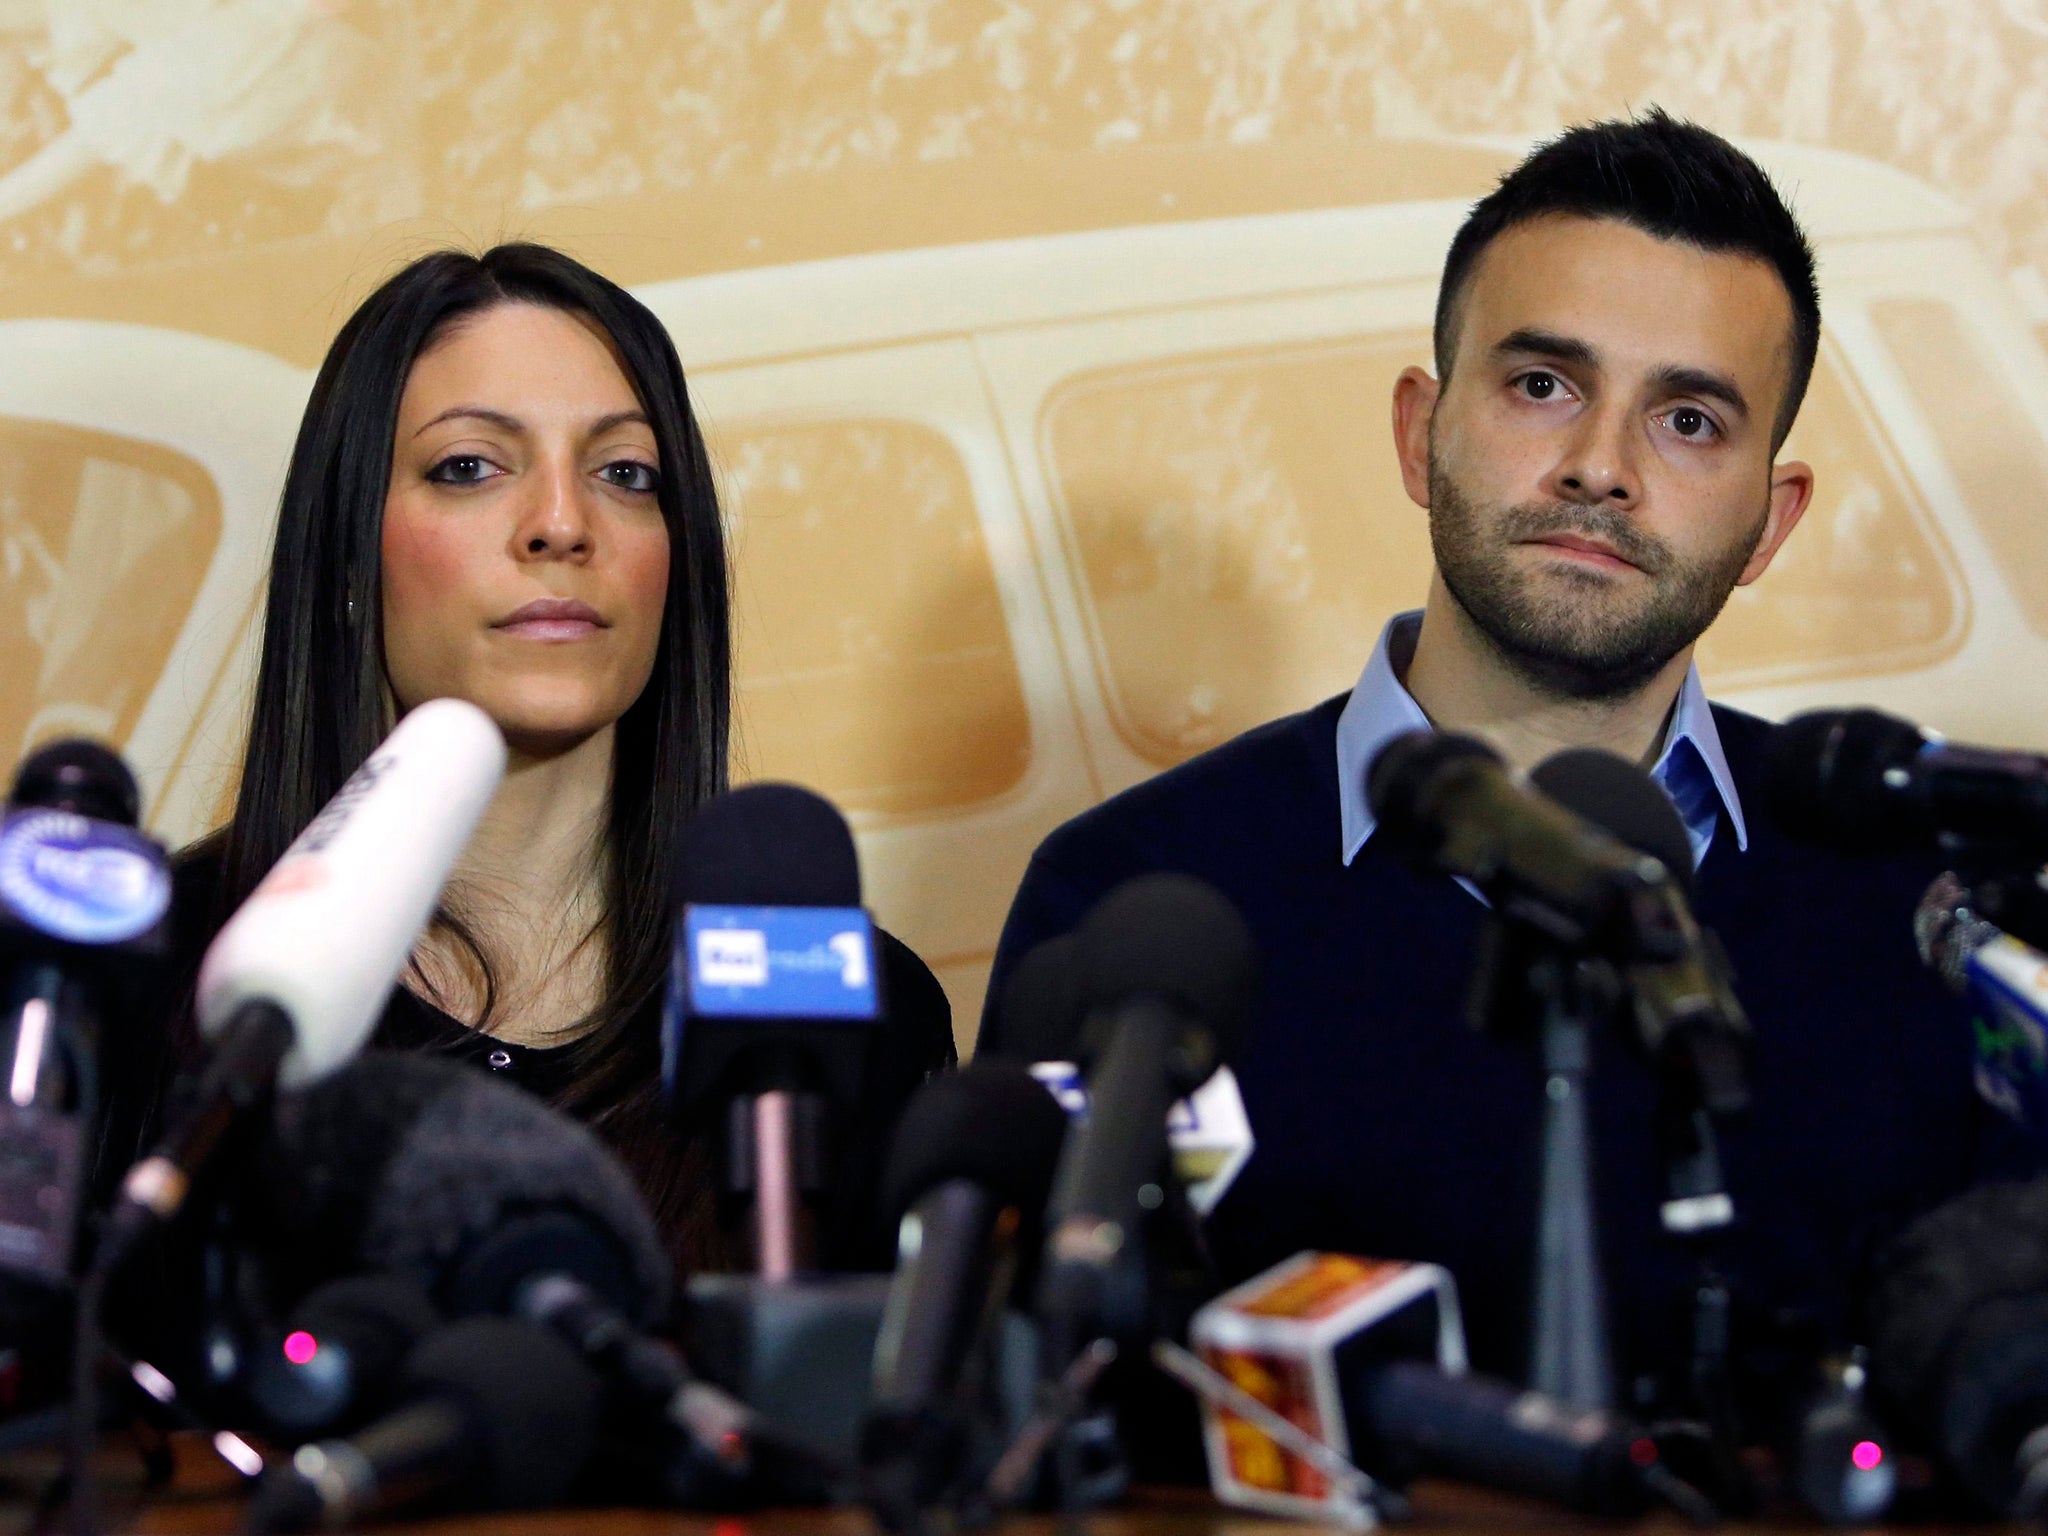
{"left": 1335, "top": 611, "right": 1747, "bottom": 872}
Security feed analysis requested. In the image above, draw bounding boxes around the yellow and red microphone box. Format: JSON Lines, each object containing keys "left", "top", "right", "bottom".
{"left": 1190, "top": 1251, "right": 1466, "bottom": 1522}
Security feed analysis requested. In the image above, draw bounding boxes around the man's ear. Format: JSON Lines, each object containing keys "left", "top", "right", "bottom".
{"left": 1392, "top": 366, "right": 1439, "bottom": 512}
{"left": 1737, "top": 458, "right": 1815, "bottom": 586}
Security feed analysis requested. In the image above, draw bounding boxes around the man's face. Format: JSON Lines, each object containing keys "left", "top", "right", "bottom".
{"left": 1400, "top": 214, "right": 1812, "bottom": 699}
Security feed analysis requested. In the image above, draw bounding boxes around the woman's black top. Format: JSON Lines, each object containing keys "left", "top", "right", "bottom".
{"left": 105, "top": 844, "right": 957, "bottom": 1275}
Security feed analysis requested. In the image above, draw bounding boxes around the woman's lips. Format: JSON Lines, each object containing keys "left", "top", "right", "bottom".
{"left": 492, "top": 599, "right": 608, "bottom": 639}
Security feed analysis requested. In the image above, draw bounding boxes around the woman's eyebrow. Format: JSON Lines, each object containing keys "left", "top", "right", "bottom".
{"left": 412, "top": 406, "right": 523, "bottom": 439}
{"left": 588, "top": 410, "right": 652, "bottom": 437}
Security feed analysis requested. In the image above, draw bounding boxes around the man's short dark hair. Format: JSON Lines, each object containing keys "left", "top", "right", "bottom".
{"left": 1433, "top": 109, "right": 1821, "bottom": 448}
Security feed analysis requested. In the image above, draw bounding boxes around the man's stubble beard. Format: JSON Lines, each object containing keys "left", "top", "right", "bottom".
{"left": 1425, "top": 446, "right": 1767, "bottom": 703}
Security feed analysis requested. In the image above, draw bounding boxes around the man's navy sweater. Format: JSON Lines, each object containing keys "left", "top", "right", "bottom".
{"left": 984, "top": 694, "right": 2037, "bottom": 1405}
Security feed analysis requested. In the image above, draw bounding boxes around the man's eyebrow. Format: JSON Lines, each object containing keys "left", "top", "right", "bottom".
{"left": 1490, "top": 328, "right": 1598, "bottom": 368}
{"left": 1649, "top": 364, "right": 1751, "bottom": 421}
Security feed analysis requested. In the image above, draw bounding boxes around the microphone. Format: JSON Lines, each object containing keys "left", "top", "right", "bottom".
{"left": 1765, "top": 707, "right": 2048, "bottom": 857}
{"left": 243, "top": 1273, "right": 441, "bottom": 1440}
{"left": 1869, "top": 1174, "right": 2048, "bottom": 1516}
{"left": 860, "top": 1061, "right": 1070, "bottom": 1526}
{"left": 0, "top": 741, "right": 171, "bottom": 1278}
{"left": 256, "top": 1053, "right": 672, "bottom": 1328}
{"left": 992, "top": 932, "right": 1256, "bottom": 1220}
{"left": 242, "top": 1313, "right": 602, "bottom": 1531}
{"left": 253, "top": 1055, "right": 804, "bottom": 1503}
{"left": 1036, "top": 874, "right": 1256, "bottom": 1350}
{"left": 1367, "top": 731, "right": 1674, "bottom": 953}
{"left": 1186, "top": 1251, "right": 1662, "bottom": 1520}
{"left": 99, "top": 699, "right": 504, "bottom": 1274}
{"left": 1915, "top": 872, "right": 2048, "bottom": 1140}
{"left": 662, "top": 782, "right": 883, "bottom": 1278}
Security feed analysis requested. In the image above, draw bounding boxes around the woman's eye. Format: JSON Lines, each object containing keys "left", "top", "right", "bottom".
{"left": 600, "top": 460, "right": 659, "bottom": 494}
{"left": 1666, "top": 406, "right": 1719, "bottom": 441}
{"left": 426, "top": 454, "right": 496, "bottom": 484}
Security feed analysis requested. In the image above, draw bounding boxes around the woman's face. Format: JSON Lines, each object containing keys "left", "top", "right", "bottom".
{"left": 381, "top": 302, "right": 671, "bottom": 756}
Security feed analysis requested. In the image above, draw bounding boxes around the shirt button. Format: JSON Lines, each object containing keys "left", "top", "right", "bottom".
{"left": 486, "top": 1049, "right": 514, "bottom": 1071}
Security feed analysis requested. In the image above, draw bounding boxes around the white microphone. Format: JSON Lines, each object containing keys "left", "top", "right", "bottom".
{"left": 196, "top": 697, "right": 507, "bottom": 1086}
{"left": 101, "top": 698, "right": 505, "bottom": 1272}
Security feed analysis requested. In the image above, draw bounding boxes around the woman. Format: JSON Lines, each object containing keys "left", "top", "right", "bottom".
{"left": 129, "top": 243, "right": 953, "bottom": 1273}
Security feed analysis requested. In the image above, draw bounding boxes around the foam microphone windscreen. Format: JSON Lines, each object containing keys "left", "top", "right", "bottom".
{"left": 9, "top": 737, "right": 141, "bottom": 823}
{"left": 879, "top": 1062, "right": 1069, "bottom": 1229}
{"left": 1364, "top": 731, "right": 1500, "bottom": 861}
{"left": 1075, "top": 873, "right": 1257, "bottom": 1062}
{"left": 256, "top": 1054, "right": 672, "bottom": 1328}
{"left": 674, "top": 782, "right": 861, "bottom": 907}
{"left": 1763, "top": 709, "right": 1929, "bottom": 849}
{"left": 1869, "top": 1175, "right": 2048, "bottom": 1511}
{"left": 1529, "top": 748, "right": 1694, "bottom": 891}
{"left": 991, "top": 932, "right": 1082, "bottom": 1065}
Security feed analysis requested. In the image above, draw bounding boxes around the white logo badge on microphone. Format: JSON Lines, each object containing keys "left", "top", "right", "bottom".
{"left": 697, "top": 927, "right": 769, "bottom": 987}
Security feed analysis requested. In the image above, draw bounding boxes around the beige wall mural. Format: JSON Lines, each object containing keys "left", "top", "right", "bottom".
{"left": 4, "top": 1, "right": 2048, "bottom": 1042}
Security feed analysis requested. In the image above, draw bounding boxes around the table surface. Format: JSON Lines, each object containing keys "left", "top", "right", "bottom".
{"left": 13, "top": 1435, "right": 2008, "bottom": 1536}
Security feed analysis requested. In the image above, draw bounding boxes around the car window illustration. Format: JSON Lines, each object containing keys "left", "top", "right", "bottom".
{"left": 1698, "top": 341, "right": 1962, "bottom": 685}
{"left": 0, "top": 417, "right": 220, "bottom": 763}
{"left": 1041, "top": 336, "right": 1434, "bottom": 769}
{"left": 1866, "top": 298, "right": 2048, "bottom": 641}
{"left": 716, "top": 417, "right": 1030, "bottom": 819}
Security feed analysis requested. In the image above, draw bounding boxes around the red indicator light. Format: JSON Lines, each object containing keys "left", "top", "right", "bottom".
{"left": 1629, "top": 1437, "right": 1658, "bottom": 1467}
{"left": 283, "top": 1331, "right": 319, "bottom": 1367}
{"left": 1852, "top": 1440, "right": 1884, "bottom": 1472}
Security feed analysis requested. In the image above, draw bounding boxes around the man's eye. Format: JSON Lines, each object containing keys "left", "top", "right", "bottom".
{"left": 601, "top": 460, "right": 659, "bottom": 493}
{"left": 426, "top": 454, "right": 494, "bottom": 484}
{"left": 1518, "top": 372, "right": 1561, "bottom": 401}
{"left": 1668, "top": 407, "right": 1718, "bottom": 440}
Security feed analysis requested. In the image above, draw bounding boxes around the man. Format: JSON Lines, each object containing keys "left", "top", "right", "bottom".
{"left": 983, "top": 113, "right": 2034, "bottom": 1421}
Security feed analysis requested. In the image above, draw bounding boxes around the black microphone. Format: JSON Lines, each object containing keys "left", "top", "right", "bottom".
{"left": 1765, "top": 707, "right": 2048, "bottom": 856}
{"left": 243, "top": 1272, "right": 441, "bottom": 1440}
{"left": 1869, "top": 1174, "right": 2048, "bottom": 1516}
{"left": 663, "top": 782, "right": 884, "bottom": 1278}
{"left": 1036, "top": 874, "right": 1255, "bottom": 1349}
{"left": 860, "top": 1061, "right": 1070, "bottom": 1525}
{"left": 255, "top": 1054, "right": 672, "bottom": 1327}
{"left": 252, "top": 1054, "right": 799, "bottom": 1502}
{"left": 0, "top": 742, "right": 171, "bottom": 1271}
{"left": 1368, "top": 731, "right": 1676, "bottom": 952}
{"left": 241, "top": 1313, "right": 602, "bottom": 1531}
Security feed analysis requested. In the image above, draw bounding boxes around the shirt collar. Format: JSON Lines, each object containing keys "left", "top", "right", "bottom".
{"left": 1335, "top": 610, "right": 1746, "bottom": 869}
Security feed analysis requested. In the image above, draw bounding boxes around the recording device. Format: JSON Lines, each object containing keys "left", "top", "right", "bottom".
{"left": 242, "top": 1314, "right": 602, "bottom": 1532}
{"left": 243, "top": 1273, "right": 440, "bottom": 1440}
{"left": 0, "top": 741, "right": 170, "bottom": 1290}
{"left": 662, "top": 782, "right": 882, "bottom": 1278}
{"left": 1187, "top": 1251, "right": 1662, "bottom": 1521}
{"left": 1035, "top": 874, "right": 1256, "bottom": 1352}
{"left": 1788, "top": 1350, "right": 1894, "bottom": 1525}
{"left": 860, "top": 1061, "right": 1069, "bottom": 1528}
{"left": 97, "top": 698, "right": 505, "bottom": 1275}
{"left": 1915, "top": 871, "right": 2048, "bottom": 1139}
{"left": 1870, "top": 1173, "right": 2048, "bottom": 1517}
{"left": 1766, "top": 707, "right": 2048, "bottom": 859}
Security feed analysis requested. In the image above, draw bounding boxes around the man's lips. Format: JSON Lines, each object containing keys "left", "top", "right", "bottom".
{"left": 492, "top": 598, "right": 608, "bottom": 638}
{"left": 1522, "top": 533, "right": 1642, "bottom": 573}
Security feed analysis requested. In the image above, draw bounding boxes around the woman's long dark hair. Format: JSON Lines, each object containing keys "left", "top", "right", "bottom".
{"left": 213, "top": 243, "right": 730, "bottom": 1259}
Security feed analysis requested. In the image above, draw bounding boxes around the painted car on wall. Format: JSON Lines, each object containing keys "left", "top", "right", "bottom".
{"left": 5, "top": 139, "right": 2047, "bottom": 1038}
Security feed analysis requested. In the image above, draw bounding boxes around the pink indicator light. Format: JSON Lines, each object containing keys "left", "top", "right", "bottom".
{"left": 1851, "top": 1440, "right": 1884, "bottom": 1472}
{"left": 283, "top": 1331, "right": 319, "bottom": 1367}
